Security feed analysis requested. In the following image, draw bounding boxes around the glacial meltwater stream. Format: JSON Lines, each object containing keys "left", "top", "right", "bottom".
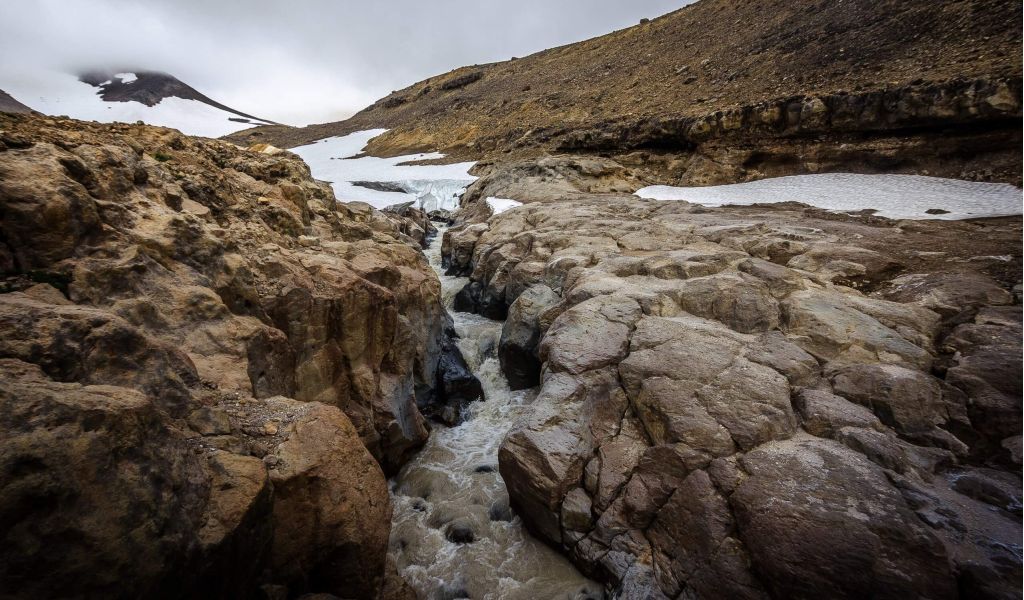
{"left": 387, "top": 228, "right": 603, "bottom": 600}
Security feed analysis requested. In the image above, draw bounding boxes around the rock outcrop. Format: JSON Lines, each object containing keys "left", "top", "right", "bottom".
{"left": 0, "top": 113, "right": 469, "bottom": 598}
{"left": 446, "top": 184, "right": 1022, "bottom": 599}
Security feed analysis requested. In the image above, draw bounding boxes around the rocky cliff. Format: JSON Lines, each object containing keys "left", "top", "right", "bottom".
{"left": 442, "top": 162, "right": 1022, "bottom": 599}
{"left": 224, "top": 0, "right": 1022, "bottom": 185}
{"left": 0, "top": 112, "right": 475, "bottom": 598}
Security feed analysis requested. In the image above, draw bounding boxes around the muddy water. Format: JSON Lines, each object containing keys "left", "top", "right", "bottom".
{"left": 387, "top": 228, "right": 603, "bottom": 600}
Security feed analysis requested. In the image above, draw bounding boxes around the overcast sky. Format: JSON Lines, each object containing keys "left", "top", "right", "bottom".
{"left": 1, "top": 0, "right": 686, "bottom": 125}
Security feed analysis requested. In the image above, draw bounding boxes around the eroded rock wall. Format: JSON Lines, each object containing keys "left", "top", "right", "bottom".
{"left": 444, "top": 189, "right": 1022, "bottom": 599}
{"left": 559, "top": 77, "right": 1023, "bottom": 186}
{"left": 0, "top": 113, "right": 452, "bottom": 598}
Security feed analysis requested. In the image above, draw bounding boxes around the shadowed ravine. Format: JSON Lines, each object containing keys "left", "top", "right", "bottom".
{"left": 387, "top": 227, "right": 604, "bottom": 600}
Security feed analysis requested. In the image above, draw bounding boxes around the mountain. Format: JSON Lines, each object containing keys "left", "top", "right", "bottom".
{"left": 225, "top": 0, "right": 1022, "bottom": 184}
{"left": 0, "top": 89, "right": 35, "bottom": 114}
{"left": 5, "top": 70, "right": 279, "bottom": 137}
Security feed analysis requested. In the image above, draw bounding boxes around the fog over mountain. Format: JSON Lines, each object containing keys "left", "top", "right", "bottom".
{"left": 0, "top": 0, "right": 686, "bottom": 125}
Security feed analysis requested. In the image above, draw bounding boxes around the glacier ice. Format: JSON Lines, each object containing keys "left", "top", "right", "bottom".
{"left": 485, "top": 197, "right": 523, "bottom": 214}
{"left": 635, "top": 173, "right": 1022, "bottom": 220}
{"left": 291, "top": 130, "right": 477, "bottom": 210}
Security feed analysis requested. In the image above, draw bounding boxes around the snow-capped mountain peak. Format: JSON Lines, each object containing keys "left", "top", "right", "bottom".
{"left": 1, "top": 69, "right": 280, "bottom": 138}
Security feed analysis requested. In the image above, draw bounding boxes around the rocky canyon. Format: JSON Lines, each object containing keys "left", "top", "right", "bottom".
{"left": 1, "top": 0, "right": 1022, "bottom": 599}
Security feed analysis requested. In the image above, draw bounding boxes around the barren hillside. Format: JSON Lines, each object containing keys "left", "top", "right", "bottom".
{"left": 225, "top": 0, "right": 1022, "bottom": 184}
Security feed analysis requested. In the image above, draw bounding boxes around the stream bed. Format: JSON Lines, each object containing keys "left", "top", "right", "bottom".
{"left": 386, "top": 227, "right": 603, "bottom": 600}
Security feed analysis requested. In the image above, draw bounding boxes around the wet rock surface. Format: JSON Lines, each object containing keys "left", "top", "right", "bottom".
{"left": 422, "top": 327, "right": 485, "bottom": 425}
{"left": 387, "top": 228, "right": 603, "bottom": 600}
{"left": 444, "top": 182, "right": 1022, "bottom": 599}
{"left": 0, "top": 113, "right": 470, "bottom": 597}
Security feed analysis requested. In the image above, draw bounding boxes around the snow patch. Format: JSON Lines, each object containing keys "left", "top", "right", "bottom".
{"left": 291, "top": 130, "right": 477, "bottom": 210}
{"left": 486, "top": 197, "right": 523, "bottom": 215}
{"left": 635, "top": 173, "right": 1022, "bottom": 220}
{"left": 4, "top": 69, "right": 263, "bottom": 137}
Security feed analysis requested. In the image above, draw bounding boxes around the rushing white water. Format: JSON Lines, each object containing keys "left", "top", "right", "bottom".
{"left": 387, "top": 228, "right": 603, "bottom": 600}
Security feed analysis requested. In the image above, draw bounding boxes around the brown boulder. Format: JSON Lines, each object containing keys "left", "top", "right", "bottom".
{"left": 0, "top": 143, "right": 103, "bottom": 270}
{"left": 265, "top": 398, "right": 392, "bottom": 598}
{"left": 793, "top": 388, "right": 884, "bottom": 438}
{"left": 0, "top": 290, "right": 199, "bottom": 416}
{"left": 942, "top": 306, "right": 1023, "bottom": 458}
{"left": 829, "top": 363, "right": 951, "bottom": 434}
{"left": 499, "top": 372, "right": 591, "bottom": 542}
{"left": 499, "top": 283, "right": 561, "bottom": 389}
{"left": 732, "top": 436, "right": 957, "bottom": 600}
{"left": 0, "top": 359, "right": 209, "bottom": 599}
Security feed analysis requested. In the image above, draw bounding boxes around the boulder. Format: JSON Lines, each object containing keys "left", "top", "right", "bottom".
{"left": 499, "top": 372, "right": 590, "bottom": 543}
{"left": 0, "top": 143, "right": 102, "bottom": 269}
{"left": 0, "top": 359, "right": 210, "bottom": 599}
{"left": 942, "top": 306, "right": 1023, "bottom": 458}
{"left": 195, "top": 453, "right": 274, "bottom": 599}
{"left": 453, "top": 279, "right": 508, "bottom": 319}
{"left": 880, "top": 272, "right": 1013, "bottom": 317}
{"left": 782, "top": 289, "right": 933, "bottom": 368}
{"left": 732, "top": 436, "right": 957, "bottom": 600}
{"left": 266, "top": 398, "right": 392, "bottom": 598}
{"left": 647, "top": 470, "right": 770, "bottom": 599}
{"left": 0, "top": 291, "right": 199, "bottom": 416}
{"left": 424, "top": 329, "right": 484, "bottom": 425}
{"left": 499, "top": 284, "right": 561, "bottom": 389}
{"left": 674, "top": 273, "right": 780, "bottom": 333}
{"left": 793, "top": 388, "right": 884, "bottom": 437}
{"left": 540, "top": 295, "right": 641, "bottom": 375}
{"left": 620, "top": 316, "right": 796, "bottom": 454}
{"left": 829, "top": 363, "right": 950, "bottom": 434}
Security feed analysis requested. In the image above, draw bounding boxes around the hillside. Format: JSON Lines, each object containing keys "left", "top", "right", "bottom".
{"left": 224, "top": 0, "right": 1022, "bottom": 183}
{"left": 0, "top": 89, "right": 34, "bottom": 114}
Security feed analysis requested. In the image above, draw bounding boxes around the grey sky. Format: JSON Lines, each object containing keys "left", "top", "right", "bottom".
{"left": 1, "top": 0, "right": 687, "bottom": 125}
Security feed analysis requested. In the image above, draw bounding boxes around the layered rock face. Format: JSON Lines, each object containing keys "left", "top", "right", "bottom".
{"left": 0, "top": 113, "right": 462, "bottom": 598}
{"left": 558, "top": 77, "right": 1022, "bottom": 186}
{"left": 444, "top": 184, "right": 1022, "bottom": 599}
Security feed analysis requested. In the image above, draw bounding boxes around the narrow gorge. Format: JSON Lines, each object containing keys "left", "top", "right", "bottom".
{"left": 387, "top": 227, "right": 602, "bottom": 599}
{"left": 1, "top": 0, "right": 1021, "bottom": 599}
